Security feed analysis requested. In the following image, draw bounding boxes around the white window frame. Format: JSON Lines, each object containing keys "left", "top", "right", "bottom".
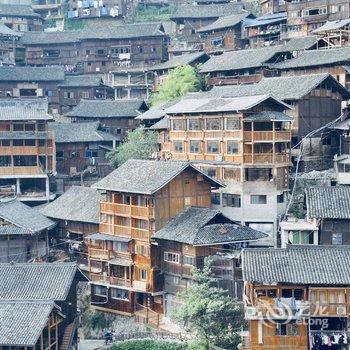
{"left": 164, "top": 251, "right": 180, "bottom": 264}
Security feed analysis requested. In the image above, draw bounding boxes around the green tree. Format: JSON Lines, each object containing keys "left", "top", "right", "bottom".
{"left": 174, "top": 258, "right": 245, "bottom": 350}
{"left": 107, "top": 126, "right": 159, "bottom": 167}
{"left": 151, "top": 65, "right": 204, "bottom": 106}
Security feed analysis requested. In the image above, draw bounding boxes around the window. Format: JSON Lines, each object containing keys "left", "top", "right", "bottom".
{"left": 173, "top": 140, "right": 184, "bottom": 152}
{"left": 0, "top": 140, "right": 10, "bottom": 146}
{"left": 189, "top": 140, "right": 201, "bottom": 153}
{"left": 183, "top": 255, "right": 194, "bottom": 266}
{"left": 226, "top": 118, "right": 240, "bottom": 130}
{"left": 81, "top": 91, "right": 89, "bottom": 99}
{"left": 211, "top": 193, "right": 220, "bottom": 205}
{"left": 172, "top": 119, "right": 185, "bottom": 131}
{"left": 207, "top": 140, "right": 220, "bottom": 154}
{"left": 169, "top": 276, "right": 180, "bottom": 284}
{"left": 206, "top": 118, "right": 221, "bottom": 130}
{"left": 113, "top": 241, "right": 128, "bottom": 253}
{"left": 204, "top": 167, "right": 216, "bottom": 178}
{"left": 290, "top": 231, "right": 313, "bottom": 245}
{"left": 138, "top": 46, "right": 143, "bottom": 53}
{"left": 339, "top": 163, "right": 350, "bottom": 173}
{"left": 140, "top": 269, "right": 147, "bottom": 280}
{"left": 223, "top": 194, "right": 241, "bottom": 207}
{"left": 332, "top": 233, "right": 342, "bottom": 245}
{"left": 63, "top": 91, "right": 74, "bottom": 99}
{"left": 135, "top": 244, "right": 150, "bottom": 257}
{"left": 275, "top": 322, "right": 299, "bottom": 336}
{"left": 111, "top": 288, "right": 128, "bottom": 300}
{"left": 223, "top": 168, "right": 240, "bottom": 181}
{"left": 56, "top": 151, "right": 64, "bottom": 159}
{"left": 45, "top": 90, "right": 53, "bottom": 97}
{"left": 0, "top": 156, "right": 11, "bottom": 167}
{"left": 116, "top": 128, "right": 122, "bottom": 134}
{"left": 277, "top": 194, "right": 284, "bottom": 203}
{"left": 164, "top": 252, "right": 180, "bottom": 263}
{"left": 250, "top": 195, "right": 267, "bottom": 204}
{"left": 94, "top": 285, "right": 107, "bottom": 296}
{"left": 188, "top": 118, "right": 202, "bottom": 130}
{"left": 96, "top": 48, "right": 106, "bottom": 56}
{"left": 227, "top": 140, "right": 239, "bottom": 154}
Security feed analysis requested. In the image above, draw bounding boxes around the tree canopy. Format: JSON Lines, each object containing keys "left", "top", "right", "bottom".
{"left": 107, "top": 126, "right": 159, "bottom": 167}
{"left": 151, "top": 65, "right": 204, "bottom": 106}
{"left": 174, "top": 258, "right": 244, "bottom": 349}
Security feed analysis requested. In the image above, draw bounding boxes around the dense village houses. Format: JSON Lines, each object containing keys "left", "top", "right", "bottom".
{"left": 270, "top": 46, "right": 350, "bottom": 90}
{"left": 0, "top": 24, "right": 21, "bottom": 66}
{"left": 0, "top": 4, "right": 43, "bottom": 32}
{"left": 245, "top": 12, "right": 287, "bottom": 48}
{"left": 48, "top": 121, "right": 116, "bottom": 182}
{"left": 153, "top": 206, "right": 268, "bottom": 321}
{"left": 242, "top": 245, "right": 350, "bottom": 350}
{"left": 206, "top": 73, "right": 350, "bottom": 171}
{"left": 169, "top": 3, "right": 244, "bottom": 56}
{"left": 67, "top": 0, "right": 126, "bottom": 21}
{"left": 0, "top": 198, "right": 55, "bottom": 262}
{"left": 87, "top": 159, "right": 225, "bottom": 322}
{"left": 0, "top": 99, "right": 56, "bottom": 203}
{"left": 284, "top": 0, "right": 350, "bottom": 39}
{"left": 0, "top": 263, "right": 87, "bottom": 349}
{"left": 31, "top": 0, "right": 64, "bottom": 28}
{"left": 0, "top": 66, "right": 65, "bottom": 114}
{"left": 105, "top": 68, "right": 154, "bottom": 100}
{"left": 196, "top": 12, "right": 254, "bottom": 53}
{"left": 65, "top": 99, "right": 147, "bottom": 139}
{"left": 40, "top": 186, "right": 101, "bottom": 269}
{"left": 260, "top": 0, "right": 286, "bottom": 17}
{"left": 200, "top": 38, "right": 324, "bottom": 86}
{"left": 58, "top": 74, "right": 114, "bottom": 114}
{"left": 20, "top": 22, "right": 169, "bottom": 74}
{"left": 150, "top": 51, "right": 209, "bottom": 90}
{"left": 162, "top": 93, "right": 293, "bottom": 246}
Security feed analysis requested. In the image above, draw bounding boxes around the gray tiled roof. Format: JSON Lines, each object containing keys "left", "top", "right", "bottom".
{"left": 197, "top": 12, "right": 251, "bottom": 33}
{"left": 305, "top": 186, "right": 350, "bottom": 219}
{"left": 207, "top": 73, "right": 350, "bottom": 100}
{"left": 65, "top": 99, "right": 146, "bottom": 118}
{"left": 92, "top": 159, "right": 223, "bottom": 194}
{"left": 58, "top": 74, "right": 104, "bottom": 87}
{"left": 244, "top": 12, "right": 286, "bottom": 28}
{"left": 49, "top": 122, "right": 116, "bottom": 143}
{"left": 313, "top": 19, "right": 350, "bottom": 33}
{"left": 0, "top": 262, "right": 85, "bottom": 300}
{"left": 79, "top": 22, "right": 166, "bottom": 40}
{"left": 0, "top": 99, "right": 51, "bottom": 121}
{"left": 0, "top": 23, "right": 20, "bottom": 37}
{"left": 40, "top": 186, "right": 101, "bottom": 224}
{"left": 0, "top": 66, "right": 65, "bottom": 81}
{"left": 150, "top": 52, "right": 209, "bottom": 71}
{"left": 171, "top": 3, "right": 243, "bottom": 20}
{"left": 280, "top": 36, "right": 321, "bottom": 51}
{"left": 136, "top": 101, "right": 176, "bottom": 120}
{"left": 0, "top": 225, "right": 31, "bottom": 236}
{"left": 0, "top": 199, "right": 55, "bottom": 234}
{"left": 149, "top": 117, "right": 169, "bottom": 130}
{"left": 270, "top": 47, "right": 350, "bottom": 70}
{"left": 0, "top": 301, "right": 56, "bottom": 346}
{"left": 165, "top": 94, "right": 290, "bottom": 113}
{"left": 200, "top": 45, "right": 283, "bottom": 72}
{"left": 0, "top": 4, "right": 41, "bottom": 18}
{"left": 20, "top": 31, "right": 79, "bottom": 45}
{"left": 153, "top": 206, "right": 267, "bottom": 245}
{"left": 242, "top": 245, "right": 350, "bottom": 285}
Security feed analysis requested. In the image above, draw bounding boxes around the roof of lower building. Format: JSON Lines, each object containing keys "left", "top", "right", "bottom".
{"left": 244, "top": 12, "right": 286, "bottom": 28}
{"left": 49, "top": 122, "right": 116, "bottom": 143}
{"left": 313, "top": 19, "right": 350, "bottom": 33}
{"left": 207, "top": 73, "right": 350, "bottom": 100}
{"left": 199, "top": 45, "right": 284, "bottom": 73}
{"left": 150, "top": 51, "right": 209, "bottom": 71}
{"left": 136, "top": 101, "right": 176, "bottom": 121}
{"left": 242, "top": 245, "right": 350, "bottom": 285}
{"left": 85, "top": 232, "right": 131, "bottom": 243}
{"left": 0, "top": 23, "right": 21, "bottom": 37}
{"left": 0, "top": 66, "right": 65, "bottom": 82}
{"left": 270, "top": 47, "right": 350, "bottom": 70}
{"left": 65, "top": 99, "right": 147, "bottom": 118}
{"left": 0, "top": 301, "right": 57, "bottom": 347}
{"left": 305, "top": 186, "right": 350, "bottom": 219}
{"left": 171, "top": 3, "right": 244, "bottom": 20}
{"left": 153, "top": 206, "right": 267, "bottom": 245}
{"left": 92, "top": 159, "right": 223, "bottom": 194}
{"left": 0, "top": 198, "right": 55, "bottom": 234}
{"left": 149, "top": 117, "right": 169, "bottom": 130}
{"left": 165, "top": 94, "right": 290, "bottom": 114}
{"left": 20, "top": 30, "right": 79, "bottom": 45}
{"left": 0, "top": 262, "right": 86, "bottom": 301}
{"left": 0, "top": 4, "right": 41, "bottom": 18}
{"left": 280, "top": 36, "right": 322, "bottom": 51}
{"left": 40, "top": 186, "right": 101, "bottom": 224}
{"left": 58, "top": 74, "right": 105, "bottom": 87}
{"left": 197, "top": 12, "right": 252, "bottom": 33}
{"left": 0, "top": 99, "right": 51, "bottom": 121}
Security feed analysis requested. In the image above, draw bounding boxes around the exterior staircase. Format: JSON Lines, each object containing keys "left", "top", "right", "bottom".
{"left": 60, "top": 321, "right": 76, "bottom": 350}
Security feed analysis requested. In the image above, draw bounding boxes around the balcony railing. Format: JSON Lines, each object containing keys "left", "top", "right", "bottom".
{"left": 131, "top": 227, "right": 150, "bottom": 241}
{"left": 100, "top": 202, "right": 154, "bottom": 219}
{"left": 243, "top": 153, "right": 290, "bottom": 164}
{"left": 243, "top": 131, "right": 290, "bottom": 142}
{"left": 133, "top": 280, "right": 149, "bottom": 292}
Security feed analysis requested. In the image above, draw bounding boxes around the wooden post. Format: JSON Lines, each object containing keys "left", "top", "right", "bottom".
{"left": 272, "top": 121, "right": 275, "bottom": 164}
{"left": 251, "top": 122, "right": 254, "bottom": 164}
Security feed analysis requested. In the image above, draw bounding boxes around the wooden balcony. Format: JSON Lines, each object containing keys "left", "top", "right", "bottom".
{"left": 100, "top": 202, "right": 154, "bottom": 219}
{"left": 0, "top": 166, "right": 44, "bottom": 176}
{"left": 243, "top": 131, "right": 290, "bottom": 142}
{"left": 204, "top": 131, "right": 223, "bottom": 139}
{"left": 169, "top": 130, "right": 186, "bottom": 139}
{"left": 131, "top": 227, "right": 150, "bottom": 241}
{"left": 89, "top": 247, "right": 111, "bottom": 260}
{"left": 99, "top": 223, "right": 131, "bottom": 237}
{"left": 243, "top": 153, "right": 290, "bottom": 164}
{"left": 133, "top": 280, "right": 149, "bottom": 292}
{"left": 110, "top": 276, "right": 132, "bottom": 288}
